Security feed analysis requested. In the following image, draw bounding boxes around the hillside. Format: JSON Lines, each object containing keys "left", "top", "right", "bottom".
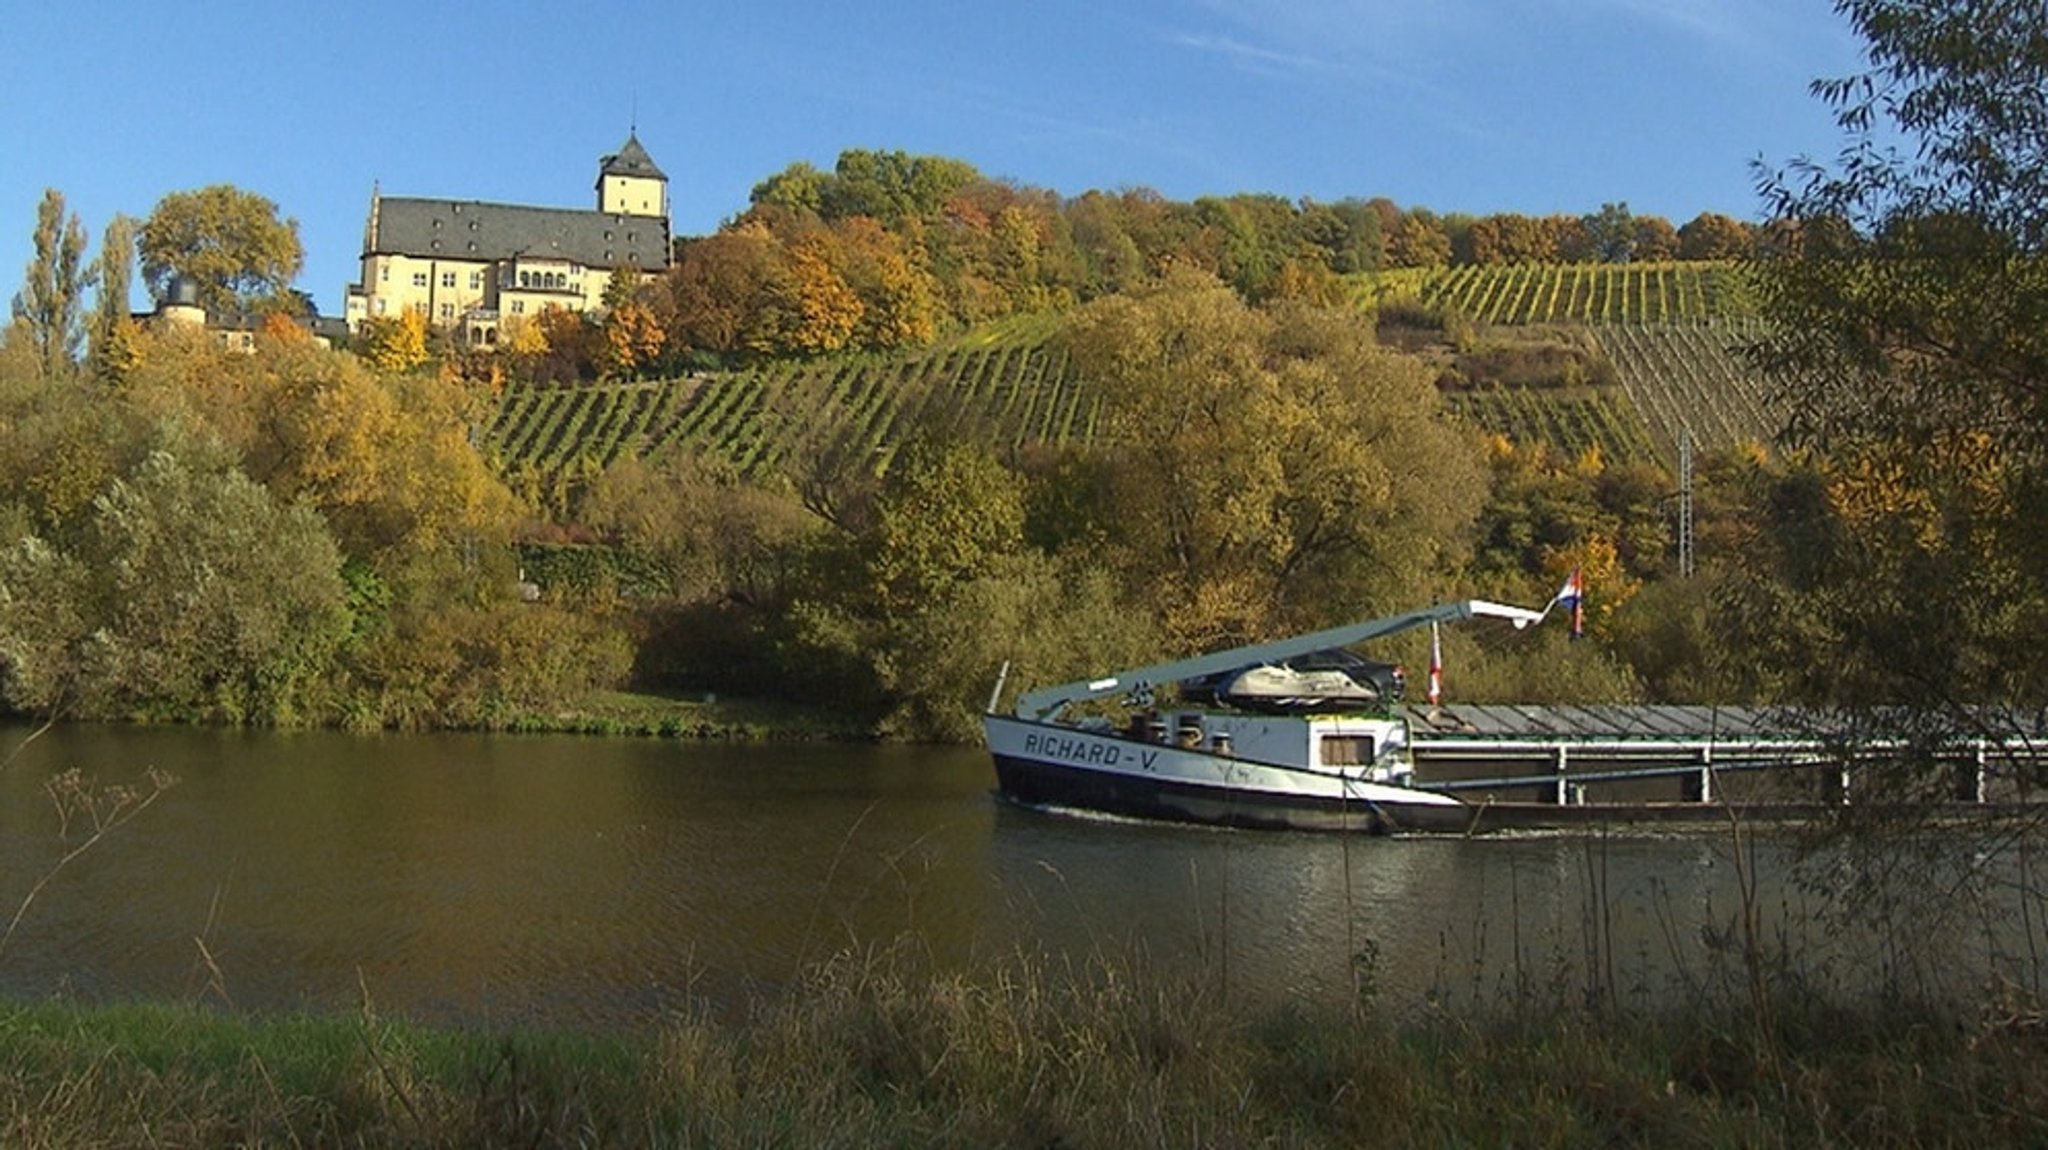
{"left": 479, "top": 262, "right": 1780, "bottom": 500}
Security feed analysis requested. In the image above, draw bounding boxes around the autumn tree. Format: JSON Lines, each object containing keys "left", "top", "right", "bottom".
{"left": 662, "top": 226, "right": 789, "bottom": 358}
{"left": 1678, "top": 212, "right": 1755, "bottom": 260}
{"left": 139, "top": 185, "right": 303, "bottom": 315}
{"left": 600, "top": 300, "right": 666, "bottom": 378}
{"left": 12, "top": 189, "right": 94, "bottom": 381}
{"left": 1632, "top": 215, "right": 1680, "bottom": 261}
{"left": 118, "top": 329, "right": 518, "bottom": 562}
{"left": 834, "top": 216, "right": 940, "bottom": 349}
{"left": 1386, "top": 207, "right": 1453, "bottom": 268}
{"left": 779, "top": 235, "right": 861, "bottom": 354}
{"left": 354, "top": 310, "right": 429, "bottom": 374}
{"left": 1063, "top": 270, "right": 1485, "bottom": 650}
{"left": 1730, "top": 0, "right": 2048, "bottom": 810}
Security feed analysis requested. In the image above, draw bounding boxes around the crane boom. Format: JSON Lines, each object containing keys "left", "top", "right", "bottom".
{"left": 1011, "top": 599, "right": 1545, "bottom": 722}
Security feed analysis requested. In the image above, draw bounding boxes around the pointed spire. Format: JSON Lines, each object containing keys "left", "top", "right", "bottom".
{"left": 599, "top": 133, "right": 665, "bottom": 181}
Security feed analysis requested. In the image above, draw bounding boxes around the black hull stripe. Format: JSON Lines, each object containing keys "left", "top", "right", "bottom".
{"left": 992, "top": 754, "right": 1473, "bottom": 835}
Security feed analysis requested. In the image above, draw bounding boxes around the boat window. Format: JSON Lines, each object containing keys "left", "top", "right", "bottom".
{"left": 1320, "top": 735, "right": 1377, "bottom": 765}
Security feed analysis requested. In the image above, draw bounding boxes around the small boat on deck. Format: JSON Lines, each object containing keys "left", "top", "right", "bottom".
{"left": 983, "top": 600, "right": 1544, "bottom": 834}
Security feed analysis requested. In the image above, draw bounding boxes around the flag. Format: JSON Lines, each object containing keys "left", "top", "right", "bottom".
{"left": 1427, "top": 620, "right": 1443, "bottom": 706}
{"left": 1554, "top": 566, "right": 1585, "bottom": 640}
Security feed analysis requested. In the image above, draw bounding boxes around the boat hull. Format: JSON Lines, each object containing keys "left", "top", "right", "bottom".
{"left": 985, "top": 714, "right": 1471, "bottom": 834}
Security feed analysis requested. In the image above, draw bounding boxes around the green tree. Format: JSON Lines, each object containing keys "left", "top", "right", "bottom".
{"left": 823, "top": 150, "right": 979, "bottom": 225}
{"left": 12, "top": 189, "right": 94, "bottom": 382}
{"left": 750, "top": 162, "right": 830, "bottom": 216}
{"left": 0, "top": 443, "right": 350, "bottom": 722}
{"left": 139, "top": 185, "right": 303, "bottom": 315}
{"left": 1582, "top": 202, "right": 1637, "bottom": 262}
{"left": 88, "top": 214, "right": 139, "bottom": 383}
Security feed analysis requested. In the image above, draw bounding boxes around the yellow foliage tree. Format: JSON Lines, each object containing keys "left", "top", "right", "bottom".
{"left": 1542, "top": 534, "right": 1635, "bottom": 633}
{"left": 600, "top": 301, "right": 666, "bottom": 379}
{"left": 500, "top": 314, "right": 548, "bottom": 358}
{"left": 782, "top": 238, "right": 861, "bottom": 354}
{"left": 355, "top": 310, "right": 429, "bottom": 374}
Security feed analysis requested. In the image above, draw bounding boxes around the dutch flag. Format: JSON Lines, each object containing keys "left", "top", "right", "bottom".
{"left": 1552, "top": 566, "right": 1585, "bottom": 640}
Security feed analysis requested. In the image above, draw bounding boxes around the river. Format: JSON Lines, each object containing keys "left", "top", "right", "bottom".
{"left": 0, "top": 724, "right": 2027, "bottom": 1032}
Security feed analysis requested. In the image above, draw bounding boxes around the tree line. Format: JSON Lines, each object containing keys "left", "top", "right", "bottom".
{"left": 468, "top": 175, "right": 1764, "bottom": 384}
{"left": 648, "top": 159, "right": 1764, "bottom": 366}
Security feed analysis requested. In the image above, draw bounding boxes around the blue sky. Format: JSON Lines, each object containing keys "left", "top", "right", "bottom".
{"left": 5, "top": 1, "right": 1868, "bottom": 317}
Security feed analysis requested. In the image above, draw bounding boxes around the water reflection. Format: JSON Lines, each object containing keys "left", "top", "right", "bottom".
{"left": 0, "top": 724, "right": 2019, "bottom": 1031}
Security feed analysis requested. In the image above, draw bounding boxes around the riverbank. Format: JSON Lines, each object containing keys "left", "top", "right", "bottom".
{"left": 5, "top": 944, "right": 2045, "bottom": 1147}
{"left": 499, "top": 688, "right": 876, "bottom": 742}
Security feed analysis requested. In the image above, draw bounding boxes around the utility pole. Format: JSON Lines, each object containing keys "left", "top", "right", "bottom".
{"left": 1678, "top": 428, "right": 1695, "bottom": 578}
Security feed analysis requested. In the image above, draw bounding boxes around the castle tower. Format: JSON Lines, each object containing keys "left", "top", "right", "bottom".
{"left": 596, "top": 133, "right": 668, "bottom": 220}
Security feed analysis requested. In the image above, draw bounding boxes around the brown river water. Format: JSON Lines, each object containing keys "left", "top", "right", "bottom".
{"left": 0, "top": 724, "right": 2027, "bottom": 1032}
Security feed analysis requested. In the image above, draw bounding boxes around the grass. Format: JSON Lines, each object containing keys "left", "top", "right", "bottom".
{"left": 4, "top": 940, "right": 2048, "bottom": 1147}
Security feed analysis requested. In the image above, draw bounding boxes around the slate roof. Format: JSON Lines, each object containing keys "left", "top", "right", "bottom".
{"left": 599, "top": 132, "right": 666, "bottom": 180}
{"left": 368, "top": 197, "right": 670, "bottom": 271}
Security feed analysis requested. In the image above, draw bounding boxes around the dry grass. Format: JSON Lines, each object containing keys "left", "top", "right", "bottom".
{"left": 4, "top": 938, "right": 2048, "bottom": 1148}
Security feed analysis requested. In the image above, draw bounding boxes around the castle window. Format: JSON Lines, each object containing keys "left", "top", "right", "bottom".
{"left": 379, "top": 265, "right": 388, "bottom": 282}
{"left": 469, "top": 271, "right": 482, "bottom": 290}
{"left": 375, "top": 298, "right": 388, "bottom": 315}
{"left": 519, "top": 271, "right": 530, "bottom": 287}
{"left": 511, "top": 300, "right": 525, "bottom": 315}
{"left": 412, "top": 272, "right": 428, "bottom": 287}
{"left": 439, "top": 302, "right": 455, "bottom": 319}
{"left": 441, "top": 272, "right": 456, "bottom": 288}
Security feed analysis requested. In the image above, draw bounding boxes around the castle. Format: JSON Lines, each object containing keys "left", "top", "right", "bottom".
{"left": 343, "top": 134, "right": 671, "bottom": 346}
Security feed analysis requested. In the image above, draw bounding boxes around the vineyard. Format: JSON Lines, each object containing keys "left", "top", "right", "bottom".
{"left": 481, "top": 265, "right": 1785, "bottom": 506}
{"left": 1592, "top": 319, "right": 1778, "bottom": 458}
{"left": 1408, "top": 261, "right": 1755, "bottom": 326}
{"left": 479, "top": 316, "right": 1098, "bottom": 496}
{"left": 1446, "top": 385, "right": 1663, "bottom": 466}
